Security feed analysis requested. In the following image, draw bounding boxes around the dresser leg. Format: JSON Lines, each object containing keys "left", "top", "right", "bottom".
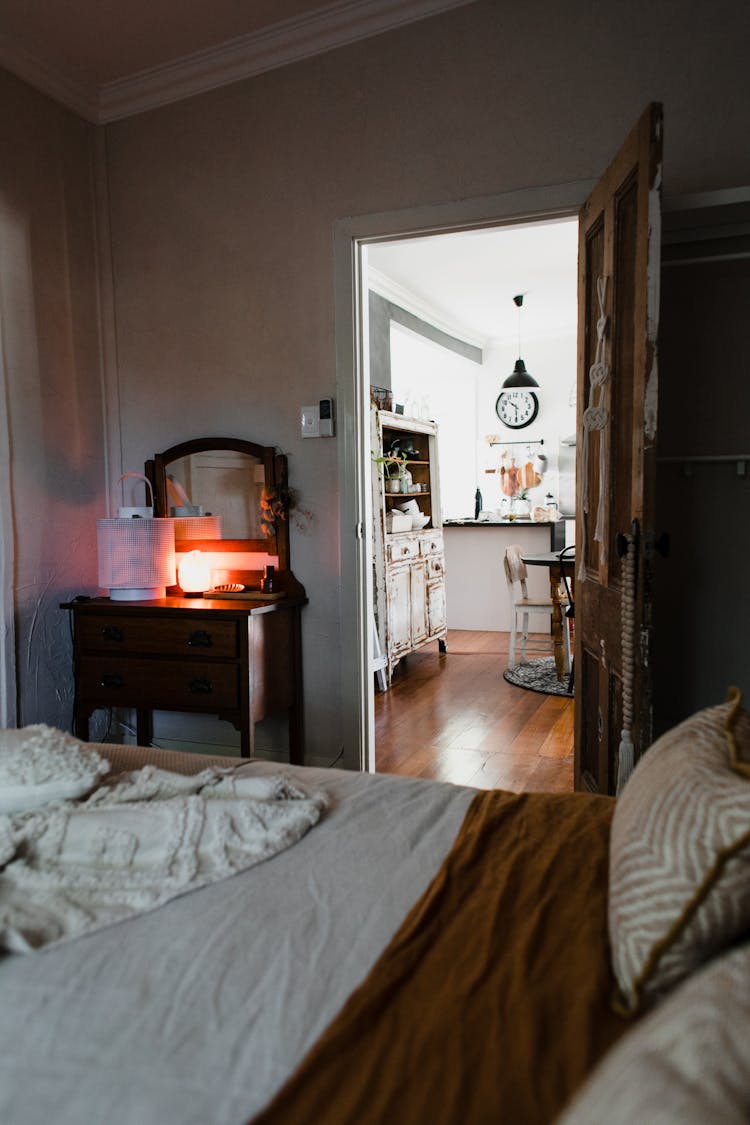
{"left": 239, "top": 722, "right": 255, "bottom": 759}
{"left": 136, "top": 709, "right": 153, "bottom": 747}
{"left": 288, "top": 704, "right": 304, "bottom": 766}
{"left": 73, "top": 708, "right": 91, "bottom": 742}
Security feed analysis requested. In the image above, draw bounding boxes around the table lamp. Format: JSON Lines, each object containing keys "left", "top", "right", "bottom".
{"left": 177, "top": 549, "right": 211, "bottom": 597}
{"left": 97, "top": 473, "right": 176, "bottom": 600}
{"left": 97, "top": 517, "right": 175, "bottom": 600}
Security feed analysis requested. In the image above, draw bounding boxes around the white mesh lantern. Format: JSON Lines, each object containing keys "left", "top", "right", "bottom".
{"left": 97, "top": 474, "right": 176, "bottom": 600}
{"left": 97, "top": 518, "right": 175, "bottom": 600}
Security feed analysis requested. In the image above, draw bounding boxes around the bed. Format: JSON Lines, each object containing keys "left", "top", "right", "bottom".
{"left": 2, "top": 693, "right": 750, "bottom": 1125}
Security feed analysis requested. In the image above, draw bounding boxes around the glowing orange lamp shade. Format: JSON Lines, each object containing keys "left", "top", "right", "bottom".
{"left": 177, "top": 550, "right": 211, "bottom": 596}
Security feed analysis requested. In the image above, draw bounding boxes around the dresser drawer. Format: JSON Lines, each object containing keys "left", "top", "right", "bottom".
{"left": 76, "top": 615, "right": 239, "bottom": 658}
{"left": 425, "top": 551, "right": 445, "bottom": 579}
{"left": 419, "top": 533, "right": 444, "bottom": 556}
{"left": 386, "top": 537, "right": 420, "bottom": 563}
{"left": 77, "top": 656, "right": 240, "bottom": 710}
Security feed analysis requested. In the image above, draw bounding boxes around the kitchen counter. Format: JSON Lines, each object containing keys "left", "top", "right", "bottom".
{"left": 444, "top": 518, "right": 565, "bottom": 550}
{"left": 443, "top": 520, "right": 565, "bottom": 631}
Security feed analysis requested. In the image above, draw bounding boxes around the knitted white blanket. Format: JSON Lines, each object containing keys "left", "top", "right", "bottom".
{"left": 0, "top": 765, "right": 327, "bottom": 953}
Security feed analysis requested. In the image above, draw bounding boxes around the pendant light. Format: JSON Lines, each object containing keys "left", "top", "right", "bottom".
{"left": 502, "top": 293, "right": 539, "bottom": 389}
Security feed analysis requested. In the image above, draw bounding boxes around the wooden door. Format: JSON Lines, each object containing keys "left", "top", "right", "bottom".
{"left": 574, "top": 104, "right": 663, "bottom": 795}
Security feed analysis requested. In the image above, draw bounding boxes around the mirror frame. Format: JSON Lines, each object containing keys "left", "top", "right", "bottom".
{"left": 145, "top": 436, "right": 291, "bottom": 572}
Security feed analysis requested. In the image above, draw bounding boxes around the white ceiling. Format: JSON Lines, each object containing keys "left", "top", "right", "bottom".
{"left": 367, "top": 217, "right": 579, "bottom": 348}
{"left": 0, "top": 0, "right": 476, "bottom": 121}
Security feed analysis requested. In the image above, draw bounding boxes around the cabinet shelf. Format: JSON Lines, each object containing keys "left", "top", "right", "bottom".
{"left": 385, "top": 491, "right": 431, "bottom": 500}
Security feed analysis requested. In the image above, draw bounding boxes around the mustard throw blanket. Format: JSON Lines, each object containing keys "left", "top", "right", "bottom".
{"left": 253, "top": 787, "right": 628, "bottom": 1125}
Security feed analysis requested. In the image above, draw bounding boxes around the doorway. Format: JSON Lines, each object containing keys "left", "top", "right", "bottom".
{"left": 334, "top": 181, "right": 592, "bottom": 773}
{"left": 365, "top": 219, "right": 578, "bottom": 778}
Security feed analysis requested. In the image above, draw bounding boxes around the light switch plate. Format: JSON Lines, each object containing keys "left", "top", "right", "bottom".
{"left": 301, "top": 405, "right": 320, "bottom": 438}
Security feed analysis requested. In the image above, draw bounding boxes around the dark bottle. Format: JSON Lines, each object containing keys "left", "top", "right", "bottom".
{"left": 261, "top": 565, "right": 275, "bottom": 593}
{"left": 474, "top": 489, "right": 482, "bottom": 520}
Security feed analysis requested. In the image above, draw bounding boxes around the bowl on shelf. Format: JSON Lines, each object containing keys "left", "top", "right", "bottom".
{"left": 397, "top": 499, "right": 420, "bottom": 515}
{"left": 410, "top": 513, "right": 430, "bottom": 530}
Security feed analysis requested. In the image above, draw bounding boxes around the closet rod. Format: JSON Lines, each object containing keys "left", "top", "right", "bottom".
{"left": 657, "top": 454, "right": 750, "bottom": 477}
{"left": 658, "top": 454, "right": 750, "bottom": 463}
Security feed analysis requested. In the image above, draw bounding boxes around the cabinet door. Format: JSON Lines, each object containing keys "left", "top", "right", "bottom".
{"left": 427, "top": 578, "right": 447, "bottom": 638}
{"left": 387, "top": 564, "right": 413, "bottom": 656}
{"left": 409, "top": 561, "right": 428, "bottom": 645}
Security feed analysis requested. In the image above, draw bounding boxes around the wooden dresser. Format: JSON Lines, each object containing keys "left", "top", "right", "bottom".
{"left": 63, "top": 595, "right": 305, "bottom": 762}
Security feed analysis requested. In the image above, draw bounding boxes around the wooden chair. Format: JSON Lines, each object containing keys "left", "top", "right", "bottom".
{"left": 503, "top": 544, "right": 571, "bottom": 672}
{"left": 558, "top": 543, "right": 576, "bottom": 693}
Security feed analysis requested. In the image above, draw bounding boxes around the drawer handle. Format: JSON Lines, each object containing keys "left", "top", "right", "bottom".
{"left": 187, "top": 630, "right": 213, "bottom": 648}
{"left": 402, "top": 546, "right": 410, "bottom": 555}
{"left": 189, "top": 676, "right": 213, "bottom": 694}
{"left": 102, "top": 625, "right": 124, "bottom": 642}
{"left": 100, "top": 673, "right": 124, "bottom": 688}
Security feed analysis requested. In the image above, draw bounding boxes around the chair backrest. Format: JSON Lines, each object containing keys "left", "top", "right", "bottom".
{"left": 558, "top": 544, "right": 575, "bottom": 616}
{"left": 503, "top": 544, "right": 529, "bottom": 600}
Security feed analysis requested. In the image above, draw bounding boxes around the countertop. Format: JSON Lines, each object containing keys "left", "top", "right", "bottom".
{"left": 443, "top": 518, "right": 558, "bottom": 527}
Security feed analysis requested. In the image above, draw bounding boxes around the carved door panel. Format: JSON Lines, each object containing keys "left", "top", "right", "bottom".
{"left": 409, "top": 562, "right": 428, "bottom": 646}
{"left": 387, "top": 564, "right": 412, "bottom": 657}
{"left": 575, "top": 103, "right": 663, "bottom": 795}
{"left": 427, "top": 578, "right": 447, "bottom": 638}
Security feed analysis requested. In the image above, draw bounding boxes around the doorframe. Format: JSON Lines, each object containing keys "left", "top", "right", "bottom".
{"left": 334, "top": 180, "right": 595, "bottom": 772}
{"left": 0, "top": 316, "right": 17, "bottom": 728}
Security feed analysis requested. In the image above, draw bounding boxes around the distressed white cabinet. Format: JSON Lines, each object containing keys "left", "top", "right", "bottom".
{"left": 371, "top": 407, "right": 447, "bottom": 683}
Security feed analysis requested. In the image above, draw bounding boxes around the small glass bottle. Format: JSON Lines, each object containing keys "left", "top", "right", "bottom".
{"left": 261, "top": 565, "right": 275, "bottom": 593}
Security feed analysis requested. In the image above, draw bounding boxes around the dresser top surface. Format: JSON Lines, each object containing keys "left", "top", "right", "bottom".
{"left": 61, "top": 595, "right": 306, "bottom": 617}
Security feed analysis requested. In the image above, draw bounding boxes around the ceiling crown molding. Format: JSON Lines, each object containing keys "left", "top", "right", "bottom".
{"left": 99, "top": 0, "right": 477, "bottom": 123}
{"left": 368, "top": 266, "right": 486, "bottom": 349}
{"left": 0, "top": 36, "right": 99, "bottom": 121}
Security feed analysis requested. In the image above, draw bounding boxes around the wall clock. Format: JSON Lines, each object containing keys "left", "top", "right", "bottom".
{"left": 495, "top": 390, "right": 539, "bottom": 429}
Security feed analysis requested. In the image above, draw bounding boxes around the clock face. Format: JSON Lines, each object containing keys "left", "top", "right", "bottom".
{"left": 495, "top": 390, "right": 539, "bottom": 429}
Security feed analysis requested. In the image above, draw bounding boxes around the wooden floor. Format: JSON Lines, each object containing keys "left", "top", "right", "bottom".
{"left": 375, "top": 629, "right": 574, "bottom": 792}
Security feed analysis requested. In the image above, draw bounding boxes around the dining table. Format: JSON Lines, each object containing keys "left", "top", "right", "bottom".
{"left": 521, "top": 549, "right": 575, "bottom": 683}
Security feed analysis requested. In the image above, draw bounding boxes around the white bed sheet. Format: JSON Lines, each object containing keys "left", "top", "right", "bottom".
{"left": 0, "top": 760, "right": 474, "bottom": 1125}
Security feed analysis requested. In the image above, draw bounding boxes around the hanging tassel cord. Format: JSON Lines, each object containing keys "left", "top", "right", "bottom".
{"left": 578, "top": 276, "right": 610, "bottom": 582}
{"left": 616, "top": 535, "right": 636, "bottom": 795}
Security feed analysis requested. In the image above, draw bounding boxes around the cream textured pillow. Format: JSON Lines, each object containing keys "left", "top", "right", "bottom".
{"left": 0, "top": 725, "right": 109, "bottom": 815}
{"left": 558, "top": 941, "right": 750, "bottom": 1125}
{"left": 609, "top": 691, "right": 750, "bottom": 1014}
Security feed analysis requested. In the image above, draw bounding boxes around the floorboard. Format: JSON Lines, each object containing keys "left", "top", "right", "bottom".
{"left": 375, "top": 630, "right": 574, "bottom": 792}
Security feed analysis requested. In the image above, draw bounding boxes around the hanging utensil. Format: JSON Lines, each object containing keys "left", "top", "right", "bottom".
{"left": 506, "top": 456, "right": 521, "bottom": 496}
{"left": 522, "top": 459, "right": 537, "bottom": 489}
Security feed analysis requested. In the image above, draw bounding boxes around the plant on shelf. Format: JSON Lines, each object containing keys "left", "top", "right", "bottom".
{"left": 372, "top": 451, "right": 414, "bottom": 493}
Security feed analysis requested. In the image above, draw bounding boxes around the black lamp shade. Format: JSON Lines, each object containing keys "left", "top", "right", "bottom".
{"left": 502, "top": 358, "right": 539, "bottom": 389}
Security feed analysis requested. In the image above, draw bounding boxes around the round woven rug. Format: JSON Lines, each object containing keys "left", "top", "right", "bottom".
{"left": 503, "top": 656, "right": 573, "bottom": 698}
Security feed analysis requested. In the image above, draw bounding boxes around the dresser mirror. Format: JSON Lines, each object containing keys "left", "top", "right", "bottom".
{"left": 145, "top": 436, "right": 291, "bottom": 571}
